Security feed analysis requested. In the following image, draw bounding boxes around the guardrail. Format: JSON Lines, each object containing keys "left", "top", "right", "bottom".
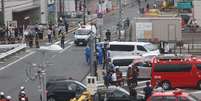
{"left": 0, "top": 44, "right": 26, "bottom": 60}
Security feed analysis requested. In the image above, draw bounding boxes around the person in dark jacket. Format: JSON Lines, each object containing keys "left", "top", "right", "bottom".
{"left": 143, "top": 82, "right": 153, "bottom": 100}
{"left": 105, "top": 29, "right": 111, "bottom": 41}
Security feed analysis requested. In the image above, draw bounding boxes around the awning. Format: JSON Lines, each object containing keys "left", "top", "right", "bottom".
{"left": 13, "top": 5, "right": 39, "bottom": 13}
{"left": 176, "top": 2, "right": 192, "bottom": 9}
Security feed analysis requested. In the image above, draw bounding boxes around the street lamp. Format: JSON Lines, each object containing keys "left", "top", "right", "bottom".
{"left": 26, "top": 45, "right": 62, "bottom": 101}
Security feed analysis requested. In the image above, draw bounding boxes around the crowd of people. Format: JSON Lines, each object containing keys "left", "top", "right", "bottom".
{"left": 0, "top": 86, "right": 28, "bottom": 101}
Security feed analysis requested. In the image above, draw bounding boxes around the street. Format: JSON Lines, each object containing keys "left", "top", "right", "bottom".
{"left": 1, "top": 0, "right": 201, "bottom": 101}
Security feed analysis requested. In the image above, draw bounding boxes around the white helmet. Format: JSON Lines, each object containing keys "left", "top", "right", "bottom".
{"left": 21, "top": 91, "right": 26, "bottom": 95}
{"left": 6, "top": 96, "right": 12, "bottom": 99}
{"left": 21, "top": 97, "right": 26, "bottom": 101}
{"left": 20, "top": 86, "right": 25, "bottom": 90}
{"left": 0, "top": 92, "right": 4, "bottom": 96}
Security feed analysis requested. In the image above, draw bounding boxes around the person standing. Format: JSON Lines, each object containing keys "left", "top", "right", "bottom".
{"left": 132, "top": 64, "right": 139, "bottom": 87}
{"left": 61, "top": 33, "right": 65, "bottom": 49}
{"left": 143, "top": 82, "right": 153, "bottom": 101}
{"left": 0, "top": 92, "right": 6, "bottom": 101}
{"left": 116, "top": 67, "right": 123, "bottom": 86}
{"left": 47, "top": 27, "right": 52, "bottom": 43}
{"left": 84, "top": 46, "right": 91, "bottom": 65}
{"left": 111, "top": 70, "right": 117, "bottom": 85}
{"left": 127, "top": 65, "right": 133, "bottom": 88}
{"left": 105, "top": 29, "right": 111, "bottom": 41}
{"left": 97, "top": 46, "right": 103, "bottom": 64}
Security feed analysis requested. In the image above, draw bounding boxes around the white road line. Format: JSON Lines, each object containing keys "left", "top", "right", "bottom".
{"left": 0, "top": 51, "right": 35, "bottom": 71}
{"left": 54, "top": 39, "right": 72, "bottom": 45}
{"left": 136, "top": 85, "right": 146, "bottom": 90}
{"left": 59, "top": 42, "right": 74, "bottom": 53}
{"left": 190, "top": 90, "right": 201, "bottom": 94}
{"left": 137, "top": 93, "right": 145, "bottom": 97}
{"left": 138, "top": 80, "right": 150, "bottom": 84}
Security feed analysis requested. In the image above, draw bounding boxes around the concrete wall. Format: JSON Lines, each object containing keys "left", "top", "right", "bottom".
{"left": 133, "top": 16, "right": 182, "bottom": 42}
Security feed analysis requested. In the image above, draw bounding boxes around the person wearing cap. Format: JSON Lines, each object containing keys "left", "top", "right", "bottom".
{"left": 105, "top": 29, "right": 111, "bottom": 41}
{"left": 127, "top": 65, "right": 133, "bottom": 88}
{"left": 19, "top": 91, "right": 28, "bottom": 101}
{"left": 6, "top": 96, "right": 12, "bottom": 101}
{"left": 143, "top": 82, "right": 153, "bottom": 100}
{"left": 116, "top": 66, "right": 123, "bottom": 86}
{"left": 0, "top": 92, "right": 6, "bottom": 101}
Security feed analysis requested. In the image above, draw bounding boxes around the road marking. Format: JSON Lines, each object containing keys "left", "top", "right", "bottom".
{"left": 190, "top": 90, "right": 201, "bottom": 94}
{"left": 0, "top": 51, "right": 35, "bottom": 71}
{"left": 53, "top": 39, "right": 72, "bottom": 45}
{"left": 138, "top": 80, "right": 150, "bottom": 84}
{"left": 136, "top": 85, "right": 146, "bottom": 90}
{"left": 59, "top": 42, "right": 74, "bottom": 53}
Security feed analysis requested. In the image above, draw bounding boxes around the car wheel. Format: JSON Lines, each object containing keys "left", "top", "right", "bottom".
{"left": 162, "top": 81, "right": 171, "bottom": 90}
{"left": 197, "top": 81, "right": 201, "bottom": 90}
{"left": 48, "top": 97, "right": 56, "bottom": 101}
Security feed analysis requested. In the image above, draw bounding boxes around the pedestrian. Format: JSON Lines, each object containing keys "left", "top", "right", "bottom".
{"left": 64, "top": 21, "right": 69, "bottom": 34}
{"left": 84, "top": 45, "right": 91, "bottom": 65}
{"left": 0, "top": 92, "right": 6, "bottom": 101}
{"left": 19, "top": 91, "right": 28, "bottom": 101}
{"left": 111, "top": 70, "right": 117, "bottom": 85}
{"left": 28, "top": 29, "right": 33, "bottom": 48}
{"left": 116, "top": 67, "right": 123, "bottom": 86}
{"left": 6, "top": 96, "right": 12, "bottom": 101}
{"left": 61, "top": 33, "right": 65, "bottom": 49}
{"left": 103, "top": 71, "right": 112, "bottom": 87}
{"left": 105, "top": 29, "right": 111, "bottom": 41}
{"left": 146, "top": 3, "right": 150, "bottom": 12}
{"left": 47, "top": 27, "right": 52, "bottom": 43}
{"left": 143, "top": 82, "right": 153, "bottom": 100}
{"left": 35, "top": 31, "right": 40, "bottom": 48}
{"left": 127, "top": 65, "right": 133, "bottom": 88}
{"left": 130, "top": 86, "right": 137, "bottom": 101}
{"left": 132, "top": 64, "right": 139, "bottom": 87}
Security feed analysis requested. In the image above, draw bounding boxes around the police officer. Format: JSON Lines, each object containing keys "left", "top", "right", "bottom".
{"left": 6, "top": 96, "right": 12, "bottom": 101}
{"left": 127, "top": 65, "right": 133, "bottom": 88}
{"left": 143, "top": 82, "right": 153, "bottom": 100}
{"left": 0, "top": 92, "right": 6, "bottom": 101}
{"left": 132, "top": 64, "right": 139, "bottom": 87}
{"left": 105, "top": 29, "right": 111, "bottom": 41}
{"left": 116, "top": 67, "right": 123, "bottom": 86}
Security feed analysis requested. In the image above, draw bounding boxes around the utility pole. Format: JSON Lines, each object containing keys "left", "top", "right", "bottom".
{"left": 55, "top": 0, "right": 58, "bottom": 24}
{"left": 1, "top": 0, "right": 5, "bottom": 25}
{"left": 83, "top": 0, "right": 86, "bottom": 25}
{"left": 118, "top": 0, "right": 124, "bottom": 41}
{"left": 40, "top": 0, "right": 48, "bottom": 24}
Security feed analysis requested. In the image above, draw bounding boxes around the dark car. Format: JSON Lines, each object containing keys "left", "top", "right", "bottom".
{"left": 94, "top": 86, "right": 144, "bottom": 101}
{"left": 46, "top": 79, "right": 86, "bottom": 101}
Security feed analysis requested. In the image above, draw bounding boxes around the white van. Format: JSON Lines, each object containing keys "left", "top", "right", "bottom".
{"left": 108, "top": 41, "right": 160, "bottom": 57}
{"left": 109, "top": 55, "right": 142, "bottom": 77}
{"left": 110, "top": 55, "right": 151, "bottom": 79}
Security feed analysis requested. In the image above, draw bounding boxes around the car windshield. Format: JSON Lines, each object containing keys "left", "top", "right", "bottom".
{"left": 144, "top": 44, "right": 158, "bottom": 51}
{"left": 75, "top": 30, "right": 90, "bottom": 35}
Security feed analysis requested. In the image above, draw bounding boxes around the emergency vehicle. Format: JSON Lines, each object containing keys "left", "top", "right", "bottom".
{"left": 74, "top": 25, "right": 94, "bottom": 46}
{"left": 151, "top": 54, "right": 201, "bottom": 90}
{"left": 147, "top": 89, "right": 199, "bottom": 101}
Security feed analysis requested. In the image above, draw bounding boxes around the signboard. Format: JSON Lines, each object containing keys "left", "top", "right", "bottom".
{"left": 136, "top": 22, "right": 152, "bottom": 40}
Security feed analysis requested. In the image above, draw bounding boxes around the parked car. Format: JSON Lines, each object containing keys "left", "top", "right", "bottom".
{"left": 94, "top": 86, "right": 144, "bottom": 101}
{"left": 46, "top": 79, "right": 86, "bottom": 101}
{"left": 147, "top": 89, "right": 199, "bottom": 101}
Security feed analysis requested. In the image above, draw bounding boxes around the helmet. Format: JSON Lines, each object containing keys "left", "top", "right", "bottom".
{"left": 115, "top": 66, "right": 120, "bottom": 69}
{"left": 21, "top": 91, "right": 26, "bottom": 94}
{"left": 0, "top": 92, "right": 4, "bottom": 96}
{"left": 20, "top": 86, "right": 25, "bottom": 90}
{"left": 21, "top": 97, "right": 26, "bottom": 101}
{"left": 6, "top": 96, "right": 12, "bottom": 99}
